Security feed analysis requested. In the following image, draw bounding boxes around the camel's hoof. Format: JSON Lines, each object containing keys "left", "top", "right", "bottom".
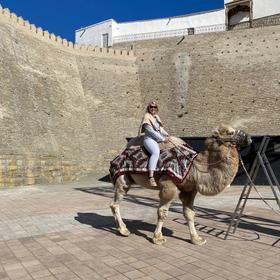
{"left": 118, "top": 227, "right": 130, "bottom": 237}
{"left": 153, "top": 233, "right": 166, "bottom": 245}
{"left": 153, "top": 237, "right": 167, "bottom": 245}
{"left": 191, "top": 235, "right": 207, "bottom": 246}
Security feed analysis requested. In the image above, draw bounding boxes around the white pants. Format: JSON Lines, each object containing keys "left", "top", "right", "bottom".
{"left": 143, "top": 137, "right": 160, "bottom": 171}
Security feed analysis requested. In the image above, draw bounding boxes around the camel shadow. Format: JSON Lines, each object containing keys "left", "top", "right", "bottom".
{"left": 75, "top": 187, "right": 279, "bottom": 245}
{"left": 173, "top": 207, "right": 280, "bottom": 246}
{"left": 75, "top": 212, "right": 182, "bottom": 243}
{"left": 196, "top": 206, "right": 280, "bottom": 238}
{"left": 75, "top": 186, "right": 182, "bottom": 210}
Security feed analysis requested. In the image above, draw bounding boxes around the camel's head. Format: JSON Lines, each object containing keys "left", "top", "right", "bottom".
{"left": 211, "top": 124, "right": 252, "bottom": 149}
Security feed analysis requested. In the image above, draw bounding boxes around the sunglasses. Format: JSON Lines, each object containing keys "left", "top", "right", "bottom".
{"left": 149, "top": 106, "right": 158, "bottom": 109}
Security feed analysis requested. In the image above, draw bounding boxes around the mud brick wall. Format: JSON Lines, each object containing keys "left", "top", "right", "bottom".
{"left": 116, "top": 25, "right": 280, "bottom": 137}
{"left": 0, "top": 8, "right": 141, "bottom": 186}
{"left": 0, "top": 155, "right": 83, "bottom": 187}
{"left": 1, "top": 6, "right": 280, "bottom": 186}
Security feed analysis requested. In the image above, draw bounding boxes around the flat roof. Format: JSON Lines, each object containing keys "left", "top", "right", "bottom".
{"left": 75, "top": 8, "right": 224, "bottom": 32}
{"left": 76, "top": 19, "right": 117, "bottom": 32}
{"left": 119, "top": 8, "right": 224, "bottom": 25}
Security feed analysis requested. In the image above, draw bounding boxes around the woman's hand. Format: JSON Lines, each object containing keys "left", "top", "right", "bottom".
{"left": 163, "top": 137, "right": 170, "bottom": 144}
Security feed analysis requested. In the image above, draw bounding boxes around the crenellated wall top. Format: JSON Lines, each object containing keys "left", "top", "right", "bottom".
{"left": 0, "top": 7, "right": 135, "bottom": 60}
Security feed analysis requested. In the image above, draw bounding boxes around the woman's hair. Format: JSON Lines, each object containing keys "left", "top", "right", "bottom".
{"left": 146, "top": 101, "right": 158, "bottom": 112}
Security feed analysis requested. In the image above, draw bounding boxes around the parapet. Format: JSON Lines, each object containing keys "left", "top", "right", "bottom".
{"left": 0, "top": 7, "right": 135, "bottom": 60}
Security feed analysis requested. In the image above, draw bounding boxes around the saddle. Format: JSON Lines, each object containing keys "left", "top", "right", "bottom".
{"left": 110, "top": 137, "right": 197, "bottom": 184}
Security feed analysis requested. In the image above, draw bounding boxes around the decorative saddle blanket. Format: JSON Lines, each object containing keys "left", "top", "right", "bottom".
{"left": 109, "top": 143, "right": 197, "bottom": 184}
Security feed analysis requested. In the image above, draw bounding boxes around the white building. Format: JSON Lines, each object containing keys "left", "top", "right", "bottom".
{"left": 75, "top": 0, "right": 280, "bottom": 47}
{"left": 225, "top": 0, "right": 280, "bottom": 26}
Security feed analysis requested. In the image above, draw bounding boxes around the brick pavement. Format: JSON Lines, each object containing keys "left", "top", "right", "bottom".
{"left": 0, "top": 175, "right": 279, "bottom": 280}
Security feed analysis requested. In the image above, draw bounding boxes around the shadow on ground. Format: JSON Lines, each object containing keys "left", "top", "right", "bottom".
{"left": 75, "top": 186, "right": 280, "bottom": 244}
{"left": 98, "top": 174, "right": 111, "bottom": 182}
{"left": 75, "top": 212, "right": 178, "bottom": 243}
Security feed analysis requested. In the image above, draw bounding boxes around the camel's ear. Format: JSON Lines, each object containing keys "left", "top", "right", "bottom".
{"left": 213, "top": 123, "right": 231, "bottom": 137}
{"left": 205, "top": 138, "right": 214, "bottom": 149}
{"left": 212, "top": 127, "right": 220, "bottom": 137}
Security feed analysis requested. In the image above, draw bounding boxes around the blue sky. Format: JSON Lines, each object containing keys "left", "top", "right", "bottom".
{"left": 0, "top": 0, "right": 224, "bottom": 42}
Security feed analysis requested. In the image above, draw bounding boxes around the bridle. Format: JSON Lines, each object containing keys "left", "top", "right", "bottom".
{"left": 171, "top": 131, "right": 245, "bottom": 170}
{"left": 211, "top": 135, "right": 237, "bottom": 148}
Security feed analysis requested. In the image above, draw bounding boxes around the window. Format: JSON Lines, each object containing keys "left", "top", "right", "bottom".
{"left": 226, "top": 0, "right": 252, "bottom": 29}
{"left": 102, "top": 33, "right": 109, "bottom": 48}
{"left": 187, "top": 28, "right": 195, "bottom": 35}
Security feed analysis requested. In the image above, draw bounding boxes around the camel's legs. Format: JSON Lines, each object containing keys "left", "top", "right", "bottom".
{"left": 153, "top": 178, "right": 177, "bottom": 245}
{"left": 110, "top": 176, "right": 131, "bottom": 236}
{"left": 179, "top": 190, "right": 206, "bottom": 245}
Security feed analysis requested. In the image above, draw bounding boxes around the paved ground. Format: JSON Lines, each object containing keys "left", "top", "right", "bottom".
{"left": 0, "top": 175, "right": 279, "bottom": 280}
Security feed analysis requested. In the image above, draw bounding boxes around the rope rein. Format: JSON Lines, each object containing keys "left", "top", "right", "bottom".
{"left": 169, "top": 137, "right": 235, "bottom": 167}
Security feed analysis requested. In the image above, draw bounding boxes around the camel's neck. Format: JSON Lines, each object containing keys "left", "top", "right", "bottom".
{"left": 191, "top": 146, "right": 239, "bottom": 196}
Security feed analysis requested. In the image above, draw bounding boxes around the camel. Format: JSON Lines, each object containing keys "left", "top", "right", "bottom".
{"left": 110, "top": 124, "right": 251, "bottom": 245}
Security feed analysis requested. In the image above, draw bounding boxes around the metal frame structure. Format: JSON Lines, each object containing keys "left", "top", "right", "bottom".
{"left": 224, "top": 136, "right": 280, "bottom": 239}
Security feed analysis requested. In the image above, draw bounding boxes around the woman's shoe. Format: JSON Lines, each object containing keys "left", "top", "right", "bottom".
{"left": 149, "top": 177, "right": 157, "bottom": 187}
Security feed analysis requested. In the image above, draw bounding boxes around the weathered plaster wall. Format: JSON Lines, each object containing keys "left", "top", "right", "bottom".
{"left": 0, "top": 8, "right": 141, "bottom": 186}
{"left": 116, "top": 25, "right": 280, "bottom": 136}
{"left": 76, "top": 55, "right": 142, "bottom": 170}
{"left": 1, "top": 6, "right": 280, "bottom": 187}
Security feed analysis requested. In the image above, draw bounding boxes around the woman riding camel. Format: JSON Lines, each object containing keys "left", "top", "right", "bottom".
{"left": 138, "top": 101, "right": 170, "bottom": 187}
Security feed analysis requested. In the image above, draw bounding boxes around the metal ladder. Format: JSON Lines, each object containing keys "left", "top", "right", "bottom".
{"left": 224, "top": 136, "right": 280, "bottom": 239}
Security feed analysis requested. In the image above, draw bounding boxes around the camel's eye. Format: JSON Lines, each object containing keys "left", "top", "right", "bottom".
{"left": 228, "top": 131, "right": 234, "bottom": 136}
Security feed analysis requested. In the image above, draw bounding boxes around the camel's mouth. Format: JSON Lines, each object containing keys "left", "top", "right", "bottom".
{"left": 210, "top": 125, "right": 251, "bottom": 149}
{"left": 234, "top": 129, "right": 252, "bottom": 147}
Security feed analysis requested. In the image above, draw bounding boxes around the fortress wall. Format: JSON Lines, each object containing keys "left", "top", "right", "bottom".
{"left": 116, "top": 25, "right": 280, "bottom": 136}
{"left": 0, "top": 8, "right": 141, "bottom": 186}
{"left": 76, "top": 56, "right": 142, "bottom": 167}
{"left": 0, "top": 8, "right": 135, "bottom": 58}
{"left": 253, "top": 13, "right": 280, "bottom": 28}
{"left": 1, "top": 4, "right": 280, "bottom": 187}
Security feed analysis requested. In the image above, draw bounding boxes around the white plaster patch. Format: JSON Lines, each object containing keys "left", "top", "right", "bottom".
{"left": 53, "top": 69, "right": 70, "bottom": 79}
{"left": 18, "top": 63, "right": 48, "bottom": 77}
{"left": 174, "top": 52, "right": 191, "bottom": 108}
{"left": 92, "top": 99, "right": 103, "bottom": 105}
{"left": 0, "top": 106, "right": 9, "bottom": 119}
